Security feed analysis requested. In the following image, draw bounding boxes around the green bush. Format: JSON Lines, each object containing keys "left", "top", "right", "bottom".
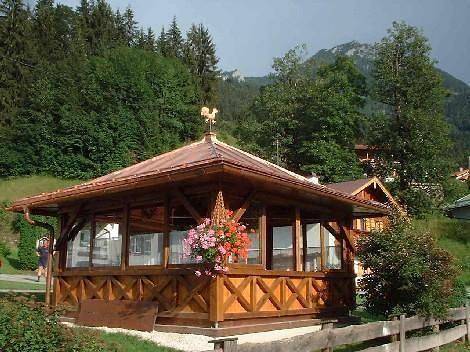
{"left": 14, "top": 215, "right": 56, "bottom": 270}
{"left": 0, "top": 295, "right": 105, "bottom": 352}
{"left": 357, "top": 214, "right": 466, "bottom": 318}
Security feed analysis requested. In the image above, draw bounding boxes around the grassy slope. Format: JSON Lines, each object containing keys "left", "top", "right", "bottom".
{"left": 0, "top": 175, "right": 81, "bottom": 202}
{"left": 413, "top": 215, "right": 470, "bottom": 285}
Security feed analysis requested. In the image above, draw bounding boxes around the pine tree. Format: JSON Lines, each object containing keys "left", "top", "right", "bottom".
{"left": 156, "top": 26, "right": 167, "bottom": 55}
{"left": 165, "top": 16, "right": 183, "bottom": 58}
{"left": 371, "top": 22, "right": 451, "bottom": 213}
{"left": 88, "top": 0, "right": 115, "bottom": 54}
{"left": 0, "top": 0, "right": 34, "bottom": 126}
{"left": 122, "top": 6, "right": 137, "bottom": 47}
{"left": 184, "top": 23, "right": 219, "bottom": 104}
{"left": 145, "top": 27, "right": 156, "bottom": 51}
{"left": 136, "top": 27, "right": 145, "bottom": 49}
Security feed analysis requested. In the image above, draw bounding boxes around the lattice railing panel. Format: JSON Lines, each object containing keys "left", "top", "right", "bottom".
{"left": 55, "top": 274, "right": 211, "bottom": 314}
{"left": 222, "top": 275, "right": 350, "bottom": 315}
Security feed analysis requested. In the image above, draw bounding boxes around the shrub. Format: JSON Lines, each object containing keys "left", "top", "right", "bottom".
{"left": 14, "top": 214, "right": 56, "bottom": 270}
{"left": 0, "top": 295, "right": 105, "bottom": 352}
{"left": 357, "top": 214, "right": 465, "bottom": 318}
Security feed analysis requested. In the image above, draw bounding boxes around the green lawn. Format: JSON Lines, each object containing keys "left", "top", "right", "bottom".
{"left": 98, "top": 331, "right": 181, "bottom": 352}
{"left": 440, "top": 341, "right": 469, "bottom": 352}
{"left": 0, "top": 280, "right": 45, "bottom": 291}
{"left": 0, "top": 249, "right": 35, "bottom": 275}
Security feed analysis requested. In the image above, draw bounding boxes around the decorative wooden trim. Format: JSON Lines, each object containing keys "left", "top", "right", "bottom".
{"left": 232, "top": 190, "right": 256, "bottom": 222}
{"left": 173, "top": 187, "right": 202, "bottom": 223}
{"left": 59, "top": 204, "right": 84, "bottom": 242}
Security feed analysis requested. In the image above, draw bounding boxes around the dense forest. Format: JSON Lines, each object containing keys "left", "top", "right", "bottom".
{"left": 0, "top": 0, "right": 467, "bottom": 214}
{"left": 0, "top": 0, "right": 217, "bottom": 178}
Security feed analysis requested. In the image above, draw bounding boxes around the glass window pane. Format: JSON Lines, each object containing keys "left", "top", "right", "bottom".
{"left": 231, "top": 203, "right": 261, "bottom": 265}
{"left": 66, "top": 221, "right": 91, "bottom": 268}
{"left": 169, "top": 203, "right": 197, "bottom": 264}
{"left": 129, "top": 206, "right": 164, "bottom": 266}
{"left": 305, "top": 223, "right": 322, "bottom": 272}
{"left": 324, "top": 227, "right": 342, "bottom": 269}
{"left": 92, "top": 212, "right": 123, "bottom": 267}
{"left": 272, "top": 225, "right": 294, "bottom": 270}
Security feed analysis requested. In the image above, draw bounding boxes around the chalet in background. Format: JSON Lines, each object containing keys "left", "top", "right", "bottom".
{"left": 8, "top": 131, "right": 390, "bottom": 335}
{"left": 327, "top": 177, "right": 401, "bottom": 281}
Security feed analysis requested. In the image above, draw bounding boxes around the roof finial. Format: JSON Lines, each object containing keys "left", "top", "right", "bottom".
{"left": 201, "top": 106, "right": 218, "bottom": 134}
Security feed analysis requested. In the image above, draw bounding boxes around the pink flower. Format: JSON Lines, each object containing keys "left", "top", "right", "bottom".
{"left": 196, "top": 255, "right": 203, "bottom": 262}
{"left": 218, "top": 246, "right": 226, "bottom": 255}
{"left": 195, "top": 270, "right": 201, "bottom": 277}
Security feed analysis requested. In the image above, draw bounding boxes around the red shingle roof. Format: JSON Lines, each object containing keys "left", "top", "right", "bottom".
{"left": 8, "top": 134, "right": 390, "bottom": 215}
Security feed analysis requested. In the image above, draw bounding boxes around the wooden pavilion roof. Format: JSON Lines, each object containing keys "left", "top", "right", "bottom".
{"left": 8, "top": 133, "right": 390, "bottom": 216}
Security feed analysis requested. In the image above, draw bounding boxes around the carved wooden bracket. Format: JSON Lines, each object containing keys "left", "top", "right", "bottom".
{"left": 173, "top": 187, "right": 203, "bottom": 223}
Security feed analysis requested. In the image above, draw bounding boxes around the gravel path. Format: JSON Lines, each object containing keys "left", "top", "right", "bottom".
{"left": 64, "top": 323, "right": 321, "bottom": 351}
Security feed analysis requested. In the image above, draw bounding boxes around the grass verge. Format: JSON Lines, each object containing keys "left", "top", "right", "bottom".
{"left": 0, "top": 280, "right": 45, "bottom": 291}
{"left": 96, "top": 331, "right": 181, "bottom": 352}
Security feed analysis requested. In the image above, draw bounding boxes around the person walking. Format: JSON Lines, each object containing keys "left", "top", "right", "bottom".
{"left": 36, "top": 239, "right": 49, "bottom": 282}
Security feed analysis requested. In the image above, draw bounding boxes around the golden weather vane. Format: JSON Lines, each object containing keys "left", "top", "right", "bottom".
{"left": 201, "top": 106, "right": 218, "bottom": 133}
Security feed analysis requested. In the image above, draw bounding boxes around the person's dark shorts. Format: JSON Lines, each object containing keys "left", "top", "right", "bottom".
{"left": 38, "top": 256, "right": 48, "bottom": 268}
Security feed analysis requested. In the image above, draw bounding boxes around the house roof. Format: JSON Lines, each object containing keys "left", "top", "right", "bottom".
{"left": 326, "top": 178, "right": 373, "bottom": 195}
{"left": 8, "top": 133, "right": 390, "bottom": 216}
{"left": 327, "top": 176, "right": 402, "bottom": 211}
{"left": 446, "top": 194, "right": 470, "bottom": 210}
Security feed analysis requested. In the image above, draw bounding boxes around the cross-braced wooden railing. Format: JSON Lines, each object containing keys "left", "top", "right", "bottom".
{"left": 54, "top": 269, "right": 354, "bottom": 324}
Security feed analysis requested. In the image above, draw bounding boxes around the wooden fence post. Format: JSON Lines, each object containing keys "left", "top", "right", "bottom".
{"left": 432, "top": 323, "right": 440, "bottom": 352}
{"left": 399, "top": 314, "right": 406, "bottom": 352}
{"left": 391, "top": 316, "right": 398, "bottom": 342}
{"left": 321, "top": 322, "right": 334, "bottom": 352}
{"left": 466, "top": 301, "right": 469, "bottom": 343}
{"left": 209, "top": 338, "right": 238, "bottom": 352}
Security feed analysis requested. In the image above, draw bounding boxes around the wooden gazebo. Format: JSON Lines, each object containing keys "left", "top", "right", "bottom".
{"left": 8, "top": 131, "right": 389, "bottom": 334}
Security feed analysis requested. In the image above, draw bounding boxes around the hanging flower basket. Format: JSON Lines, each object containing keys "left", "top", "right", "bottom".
{"left": 183, "top": 210, "right": 252, "bottom": 277}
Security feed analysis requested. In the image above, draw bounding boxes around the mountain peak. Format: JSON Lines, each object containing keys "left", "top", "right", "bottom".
{"left": 327, "top": 41, "right": 374, "bottom": 58}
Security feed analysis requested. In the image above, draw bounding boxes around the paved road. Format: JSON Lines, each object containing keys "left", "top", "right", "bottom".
{"left": 0, "top": 273, "right": 45, "bottom": 284}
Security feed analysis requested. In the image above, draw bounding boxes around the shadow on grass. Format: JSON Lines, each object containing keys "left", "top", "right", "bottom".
{"left": 7, "top": 255, "right": 23, "bottom": 270}
{"left": 0, "top": 291, "right": 45, "bottom": 302}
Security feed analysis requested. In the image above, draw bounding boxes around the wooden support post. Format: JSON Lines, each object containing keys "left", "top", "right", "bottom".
{"left": 209, "top": 275, "right": 224, "bottom": 325}
{"left": 120, "top": 204, "right": 129, "bottom": 271}
{"left": 163, "top": 196, "right": 170, "bottom": 268}
{"left": 209, "top": 337, "right": 238, "bottom": 351}
{"left": 260, "top": 206, "right": 267, "bottom": 269}
{"left": 432, "top": 323, "right": 440, "bottom": 352}
{"left": 399, "top": 314, "right": 406, "bottom": 352}
{"left": 45, "top": 232, "right": 54, "bottom": 307}
{"left": 320, "top": 223, "right": 326, "bottom": 270}
{"left": 294, "top": 207, "right": 302, "bottom": 272}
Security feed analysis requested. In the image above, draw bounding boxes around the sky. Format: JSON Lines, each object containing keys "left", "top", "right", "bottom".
{"left": 58, "top": 0, "right": 470, "bottom": 83}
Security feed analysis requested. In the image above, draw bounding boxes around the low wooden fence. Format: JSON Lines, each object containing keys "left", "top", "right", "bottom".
{"left": 209, "top": 304, "right": 469, "bottom": 352}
